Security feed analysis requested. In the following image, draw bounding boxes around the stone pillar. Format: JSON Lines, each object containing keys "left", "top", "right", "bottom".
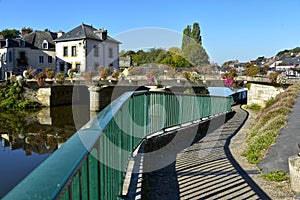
{"left": 89, "top": 86, "right": 101, "bottom": 112}
{"left": 288, "top": 155, "right": 300, "bottom": 195}
{"left": 36, "top": 88, "right": 51, "bottom": 106}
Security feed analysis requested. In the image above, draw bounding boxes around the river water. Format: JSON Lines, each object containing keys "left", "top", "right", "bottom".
{"left": 0, "top": 105, "right": 90, "bottom": 198}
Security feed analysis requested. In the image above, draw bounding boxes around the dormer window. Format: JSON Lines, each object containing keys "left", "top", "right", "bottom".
{"left": 42, "top": 40, "right": 48, "bottom": 49}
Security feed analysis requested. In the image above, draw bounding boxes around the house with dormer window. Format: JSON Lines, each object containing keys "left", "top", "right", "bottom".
{"left": 54, "top": 23, "right": 120, "bottom": 74}
{"left": 0, "top": 30, "right": 57, "bottom": 79}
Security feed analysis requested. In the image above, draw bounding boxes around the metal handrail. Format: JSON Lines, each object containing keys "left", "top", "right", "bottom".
{"left": 4, "top": 90, "right": 235, "bottom": 200}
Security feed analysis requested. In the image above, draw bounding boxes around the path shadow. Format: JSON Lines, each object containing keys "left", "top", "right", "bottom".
{"left": 140, "top": 111, "right": 236, "bottom": 200}
{"left": 140, "top": 107, "right": 271, "bottom": 200}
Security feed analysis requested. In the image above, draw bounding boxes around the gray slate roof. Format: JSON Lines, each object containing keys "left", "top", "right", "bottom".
{"left": 54, "top": 23, "right": 120, "bottom": 44}
{"left": 23, "top": 31, "right": 57, "bottom": 50}
{"left": 281, "top": 57, "right": 300, "bottom": 65}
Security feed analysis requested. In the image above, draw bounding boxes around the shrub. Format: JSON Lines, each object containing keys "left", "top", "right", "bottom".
{"left": 45, "top": 68, "right": 54, "bottom": 79}
{"left": 55, "top": 72, "right": 65, "bottom": 84}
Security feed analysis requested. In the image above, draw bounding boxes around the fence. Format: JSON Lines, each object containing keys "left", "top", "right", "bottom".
{"left": 4, "top": 91, "right": 234, "bottom": 200}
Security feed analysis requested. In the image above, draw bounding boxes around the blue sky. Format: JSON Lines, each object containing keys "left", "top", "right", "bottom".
{"left": 1, "top": 0, "right": 300, "bottom": 65}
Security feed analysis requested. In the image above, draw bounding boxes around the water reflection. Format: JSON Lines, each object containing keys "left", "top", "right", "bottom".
{"left": 0, "top": 105, "right": 90, "bottom": 198}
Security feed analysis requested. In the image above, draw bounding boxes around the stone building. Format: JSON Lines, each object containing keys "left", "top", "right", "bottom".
{"left": 54, "top": 23, "right": 120, "bottom": 74}
{"left": 0, "top": 31, "right": 57, "bottom": 79}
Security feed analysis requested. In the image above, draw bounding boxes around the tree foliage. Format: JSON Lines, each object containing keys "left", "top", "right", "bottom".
{"left": 182, "top": 42, "right": 209, "bottom": 67}
{"left": 191, "top": 22, "right": 202, "bottom": 45}
{"left": 181, "top": 25, "right": 191, "bottom": 50}
{"left": 121, "top": 48, "right": 192, "bottom": 68}
{"left": 0, "top": 29, "right": 21, "bottom": 39}
{"left": 181, "top": 22, "right": 209, "bottom": 66}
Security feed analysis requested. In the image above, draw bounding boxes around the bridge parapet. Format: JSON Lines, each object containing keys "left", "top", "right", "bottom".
{"left": 5, "top": 90, "right": 244, "bottom": 200}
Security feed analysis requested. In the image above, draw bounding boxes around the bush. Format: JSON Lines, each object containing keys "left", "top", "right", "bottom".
{"left": 0, "top": 83, "right": 40, "bottom": 110}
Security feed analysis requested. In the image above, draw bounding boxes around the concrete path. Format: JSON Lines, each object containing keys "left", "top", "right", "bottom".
{"left": 175, "top": 106, "right": 270, "bottom": 199}
{"left": 258, "top": 91, "right": 300, "bottom": 173}
{"left": 142, "top": 106, "right": 271, "bottom": 199}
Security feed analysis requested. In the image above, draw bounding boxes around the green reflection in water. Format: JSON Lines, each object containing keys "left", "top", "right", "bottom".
{"left": 0, "top": 106, "right": 85, "bottom": 155}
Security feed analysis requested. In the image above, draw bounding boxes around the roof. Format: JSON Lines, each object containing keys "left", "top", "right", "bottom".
{"left": 54, "top": 23, "right": 120, "bottom": 43}
{"left": 0, "top": 38, "right": 27, "bottom": 48}
{"left": 281, "top": 57, "right": 300, "bottom": 65}
{"left": 23, "top": 31, "right": 57, "bottom": 50}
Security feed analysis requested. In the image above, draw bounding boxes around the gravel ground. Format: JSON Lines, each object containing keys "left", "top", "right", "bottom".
{"left": 229, "top": 108, "right": 297, "bottom": 200}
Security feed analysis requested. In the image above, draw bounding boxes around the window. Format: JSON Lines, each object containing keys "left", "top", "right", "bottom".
{"left": 42, "top": 40, "right": 48, "bottom": 49}
{"left": 94, "top": 45, "right": 99, "bottom": 57}
{"left": 109, "top": 48, "right": 113, "bottom": 58}
{"left": 63, "top": 46, "right": 68, "bottom": 57}
{"left": 3, "top": 53, "right": 6, "bottom": 62}
{"left": 39, "top": 56, "right": 44, "bottom": 64}
{"left": 48, "top": 56, "right": 52, "bottom": 63}
{"left": 71, "top": 46, "right": 77, "bottom": 57}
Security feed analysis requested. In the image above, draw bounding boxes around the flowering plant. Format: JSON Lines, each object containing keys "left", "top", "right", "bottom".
{"left": 221, "top": 68, "right": 237, "bottom": 87}
{"left": 35, "top": 72, "right": 46, "bottom": 86}
{"left": 45, "top": 68, "right": 54, "bottom": 79}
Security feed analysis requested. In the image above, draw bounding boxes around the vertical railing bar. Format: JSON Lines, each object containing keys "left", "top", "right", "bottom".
{"left": 79, "top": 169, "right": 82, "bottom": 200}
{"left": 97, "top": 137, "right": 101, "bottom": 200}
{"left": 86, "top": 156, "right": 90, "bottom": 200}
{"left": 69, "top": 184, "right": 73, "bottom": 200}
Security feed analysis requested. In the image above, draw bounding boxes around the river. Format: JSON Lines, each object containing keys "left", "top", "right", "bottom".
{"left": 0, "top": 105, "right": 90, "bottom": 198}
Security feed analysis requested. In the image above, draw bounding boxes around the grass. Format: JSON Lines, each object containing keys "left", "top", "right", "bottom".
{"left": 244, "top": 103, "right": 261, "bottom": 111}
{"left": 243, "top": 85, "right": 299, "bottom": 164}
{"left": 263, "top": 171, "right": 289, "bottom": 182}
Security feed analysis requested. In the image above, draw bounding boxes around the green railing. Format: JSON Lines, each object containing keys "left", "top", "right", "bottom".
{"left": 4, "top": 91, "right": 233, "bottom": 200}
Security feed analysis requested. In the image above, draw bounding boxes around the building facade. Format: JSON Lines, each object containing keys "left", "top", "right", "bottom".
{"left": 54, "top": 24, "right": 120, "bottom": 74}
{"left": 0, "top": 31, "right": 57, "bottom": 79}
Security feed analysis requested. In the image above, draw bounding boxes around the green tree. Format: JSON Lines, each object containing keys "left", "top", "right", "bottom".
{"left": 182, "top": 42, "right": 209, "bottom": 67}
{"left": 181, "top": 22, "right": 209, "bottom": 66}
{"left": 181, "top": 25, "right": 191, "bottom": 50}
{"left": 0, "top": 29, "right": 21, "bottom": 39}
{"left": 169, "top": 47, "right": 181, "bottom": 54}
{"left": 191, "top": 22, "right": 202, "bottom": 45}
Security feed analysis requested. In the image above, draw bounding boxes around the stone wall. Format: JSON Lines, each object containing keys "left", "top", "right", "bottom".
{"left": 247, "top": 83, "right": 284, "bottom": 106}
{"left": 36, "top": 85, "right": 89, "bottom": 106}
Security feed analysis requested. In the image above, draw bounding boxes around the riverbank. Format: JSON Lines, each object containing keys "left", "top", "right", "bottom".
{"left": 0, "top": 82, "right": 40, "bottom": 110}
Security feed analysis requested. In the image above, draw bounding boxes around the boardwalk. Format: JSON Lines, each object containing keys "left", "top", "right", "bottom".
{"left": 143, "top": 106, "right": 271, "bottom": 200}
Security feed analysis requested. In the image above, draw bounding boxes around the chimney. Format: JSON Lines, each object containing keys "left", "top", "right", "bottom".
{"left": 94, "top": 29, "right": 107, "bottom": 40}
{"left": 57, "top": 30, "right": 64, "bottom": 38}
{"left": 21, "top": 28, "right": 30, "bottom": 37}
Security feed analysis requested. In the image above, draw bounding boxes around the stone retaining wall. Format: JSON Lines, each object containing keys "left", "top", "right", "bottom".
{"left": 247, "top": 83, "right": 284, "bottom": 106}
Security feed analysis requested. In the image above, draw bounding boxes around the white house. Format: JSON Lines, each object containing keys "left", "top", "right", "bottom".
{"left": 54, "top": 23, "right": 120, "bottom": 74}
{"left": 0, "top": 31, "right": 57, "bottom": 79}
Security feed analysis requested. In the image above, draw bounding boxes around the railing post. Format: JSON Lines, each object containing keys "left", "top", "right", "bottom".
{"left": 88, "top": 86, "right": 101, "bottom": 112}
